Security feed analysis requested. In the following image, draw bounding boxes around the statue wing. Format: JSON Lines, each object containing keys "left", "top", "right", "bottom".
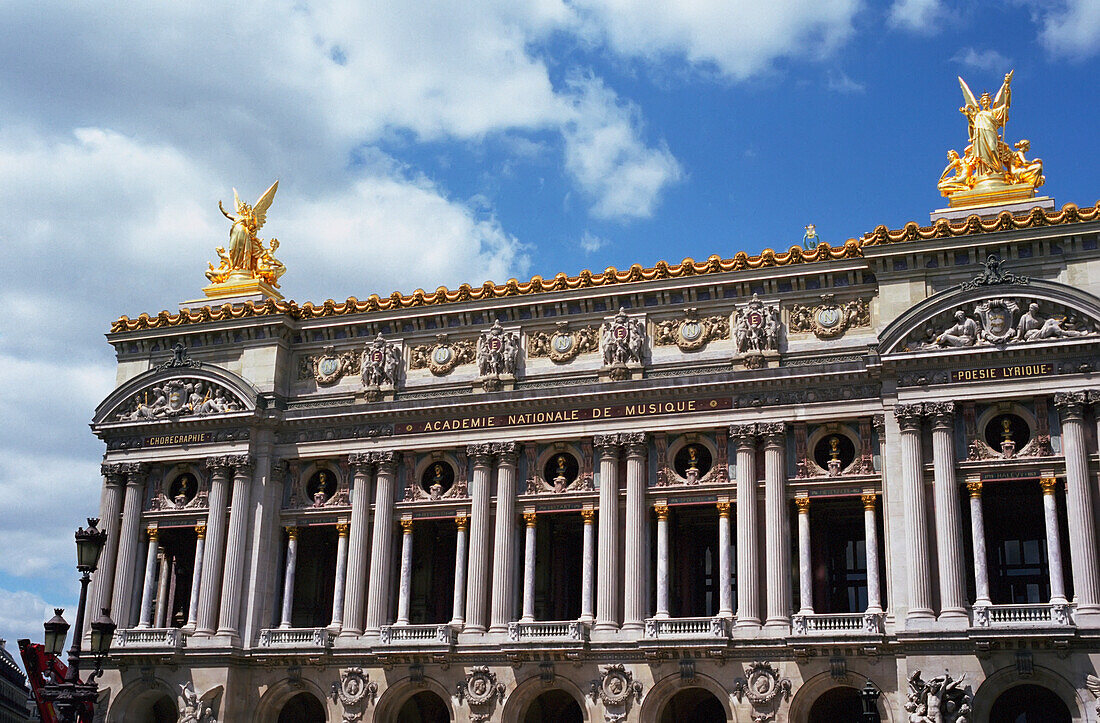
{"left": 1086, "top": 674, "right": 1100, "bottom": 697}
{"left": 957, "top": 76, "right": 978, "bottom": 109}
{"left": 232, "top": 187, "right": 243, "bottom": 213}
{"left": 993, "top": 69, "right": 1013, "bottom": 108}
{"left": 251, "top": 180, "right": 279, "bottom": 230}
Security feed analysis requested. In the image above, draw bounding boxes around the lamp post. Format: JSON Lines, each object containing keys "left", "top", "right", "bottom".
{"left": 38, "top": 518, "right": 115, "bottom": 723}
{"left": 861, "top": 678, "right": 882, "bottom": 723}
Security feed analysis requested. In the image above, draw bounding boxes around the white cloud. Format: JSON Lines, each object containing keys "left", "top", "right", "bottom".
{"left": 887, "top": 0, "right": 943, "bottom": 32}
{"left": 951, "top": 48, "right": 1012, "bottom": 72}
{"left": 579, "top": 231, "right": 607, "bottom": 254}
{"left": 0, "top": 588, "right": 70, "bottom": 657}
{"left": 827, "top": 70, "right": 865, "bottom": 93}
{"left": 1033, "top": 0, "right": 1100, "bottom": 59}
{"left": 572, "top": 0, "right": 861, "bottom": 80}
{"left": 562, "top": 75, "right": 683, "bottom": 221}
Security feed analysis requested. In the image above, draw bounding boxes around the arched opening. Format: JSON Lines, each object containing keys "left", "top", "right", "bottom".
{"left": 122, "top": 691, "right": 177, "bottom": 723}
{"left": 658, "top": 687, "right": 725, "bottom": 723}
{"left": 277, "top": 692, "right": 326, "bottom": 722}
{"left": 397, "top": 690, "right": 450, "bottom": 723}
{"left": 808, "top": 686, "right": 862, "bottom": 723}
{"left": 523, "top": 689, "right": 583, "bottom": 723}
{"left": 989, "top": 684, "right": 1071, "bottom": 723}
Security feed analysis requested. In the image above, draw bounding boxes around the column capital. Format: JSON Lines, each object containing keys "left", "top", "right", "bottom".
{"left": 523, "top": 512, "right": 538, "bottom": 526}
{"left": 285, "top": 526, "right": 299, "bottom": 540}
{"left": 926, "top": 401, "right": 956, "bottom": 426}
{"left": 225, "top": 454, "right": 254, "bottom": 474}
{"left": 336, "top": 522, "right": 350, "bottom": 536}
{"left": 493, "top": 442, "right": 520, "bottom": 465}
{"left": 581, "top": 509, "right": 595, "bottom": 524}
{"left": 146, "top": 527, "right": 159, "bottom": 541}
{"left": 195, "top": 524, "right": 207, "bottom": 539}
{"left": 654, "top": 503, "right": 669, "bottom": 520}
{"left": 894, "top": 403, "right": 925, "bottom": 430}
{"left": 861, "top": 493, "right": 877, "bottom": 511}
{"left": 455, "top": 512, "right": 469, "bottom": 530}
{"left": 872, "top": 413, "right": 885, "bottom": 434}
{"left": 622, "top": 432, "right": 648, "bottom": 458}
{"left": 467, "top": 443, "right": 495, "bottom": 465}
{"left": 101, "top": 462, "right": 127, "bottom": 483}
{"left": 347, "top": 452, "right": 374, "bottom": 472}
{"left": 399, "top": 518, "right": 414, "bottom": 533}
{"left": 716, "top": 501, "right": 731, "bottom": 517}
{"left": 1054, "top": 391, "right": 1089, "bottom": 420}
{"left": 1039, "top": 477, "right": 1058, "bottom": 495}
{"left": 593, "top": 434, "right": 622, "bottom": 455}
{"left": 966, "top": 479, "right": 983, "bottom": 498}
{"left": 729, "top": 423, "right": 758, "bottom": 447}
{"left": 205, "top": 455, "right": 231, "bottom": 472}
{"left": 122, "top": 462, "right": 149, "bottom": 483}
{"left": 759, "top": 422, "right": 785, "bottom": 445}
{"left": 371, "top": 450, "right": 400, "bottom": 472}
{"left": 794, "top": 497, "right": 810, "bottom": 514}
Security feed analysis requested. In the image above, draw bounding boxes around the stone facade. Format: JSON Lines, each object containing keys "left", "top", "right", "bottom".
{"left": 88, "top": 201, "right": 1100, "bottom": 721}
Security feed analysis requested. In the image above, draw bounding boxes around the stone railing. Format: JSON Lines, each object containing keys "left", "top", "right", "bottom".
{"left": 114, "top": 627, "right": 183, "bottom": 650}
{"left": 644, "top": 616, "right": 729, "bottom": 639}
{"left": 257, "top": 627, "right": 333, "bottom": 649}
{"left": 972, "top": 603, "right": 1073, "bottom": 628}
{"left": 791, "top": 612, "right": 884, "bottom": 635}
{"left": 378, "top": 624, "right": 456, "bottom": 646}
{"left": 507, "top": 620, "right": 588, "bottom": 642}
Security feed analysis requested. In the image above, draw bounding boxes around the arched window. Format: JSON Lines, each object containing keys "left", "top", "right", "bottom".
{"left": 523, "top": 689, "right": 583, "bottom": 723}
{"left": 277, "top": 692, "right": 325, "bottom": 723}
{"left": 658, "top": 687, "right": 725, "bottom": 723}
{"left": 989, "top": 684, "right": 1071, "bottom": 723}
{"left": 808, "top": 686, "right": 862, "bottom": 723}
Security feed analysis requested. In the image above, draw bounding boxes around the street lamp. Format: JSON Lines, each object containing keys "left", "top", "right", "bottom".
{"left": 37, "top": 518, "right": 112, "bottom": 723}
{"left": 861, "top": 679, "right": 882, "bottom": 723}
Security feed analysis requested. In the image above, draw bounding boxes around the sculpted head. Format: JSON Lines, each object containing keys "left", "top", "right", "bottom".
{"left": 947, "top": 149, "right": 959, "bottom": 162}
{"left": 979, "top": 92, "right": 991, "bottom": 109}
{"left": 954, "top": 309, "right": 966, "bottom": 322}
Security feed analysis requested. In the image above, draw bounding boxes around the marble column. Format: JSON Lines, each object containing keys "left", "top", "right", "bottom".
{"left": 184, "top": 525, "right": 205, "bottom": 630}
{"left": 195, "top": 459, "right": 231, "bottom": 635}
{"left": 896, "top": 404, "right": 935, "bottom": 623}
{"left": 795, "top": 498, "right": 813, "bottom": 616}
{"left": 464, "top": 446, "right": 494, "bottom": 633}
{"left": 330, "top": 522, "right": 349, "bottom": 630}
{"left": 111, "top": 464, "right": 147, "bottom": 630}
{"left": 154, "top": 549, "right": 170, "bottom": 628}
{"left": 279, "top": 527, "right": 299, "bottom": 628}
{"left": 87, "top": 465, "right": 124, "bottom": 636}
{"left": 490, "top": 443, "right": 519, "bottom": 633}
{"left": 863, "top": 495, "right": 882, "bottom": 613}
{"left": 1056, "top": 392, "right": 1100, "bottom": 614}
{"left": 580, "top": 509, "right": 596, "bottom": 623}
{"left": 217, "top": 456, "right": 254, "bottom": 637}
{"left": 654, "top": 504, "right": 670, "bottom": 619}
{"left": 396, "top": 519, "right": 414, "bottom": 626}
{"left": 451, "top": 514, "right": 469, "bottom": 627}
{"left": 967, "top": 480, "right": 992, "bottom": 607}
{"left": 594, "top": 435, "right": 622, "bottom": 631}
{"left": 731, "top": 425, "right": 760, "bottom": 629}
{"left": 521, "top": 512, "right": 537, "bottom": 623}
{"left": 929, "top": 402, "right": 967, "bottom": 621}
{"left": 341, "top": 454, "right": 373, "bottom": 636}
{"left": 762, "top": 423, "right": 791, "bottom": 629}
{"left": 717, "top": 502, "right": 733, "bottom": 618}
{"left": 365, "top": 452, "right": 399, "bottom": 637}
{"left": 1039, "top": 477, "right": 1068, "bottom": 604}
{"left": 622, "top": 433, "right": 648, "bottom": 632}
{"left": 137, "top": 529, "right": 159, "bottom": 628}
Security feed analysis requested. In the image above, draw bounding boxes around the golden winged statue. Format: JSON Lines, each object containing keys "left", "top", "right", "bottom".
{"left": 938, "top": 70, "right": 1044, "bottom": 207}
{"left": 204, "top": 181, "right": 286, "bottom": 294}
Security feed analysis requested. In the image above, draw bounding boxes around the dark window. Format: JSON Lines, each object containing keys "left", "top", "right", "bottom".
{"left": 534, "top": 514, "right": 583, "bottom": 620}
{"left": 985, "top": 480, "right": 1049, "bottom": 604}
{"left": 808, "top": 686, "right": 863, "bottom": 723}
{"left": 989, "top": 684, "right": 1071, "bottom": 723}
{"left": 409, "top": 520, "right": 457, "bottom": 624}
{"left": 290, "top": 526, "right": 338, "bottom": 628}
{"left": 667, "top": 506, "right": 721, "bottom": 618}
{"left": 810, "top": 500, "right": 867, "bottom": 613}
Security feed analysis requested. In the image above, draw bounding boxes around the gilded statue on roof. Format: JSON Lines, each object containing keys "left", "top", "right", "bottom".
{"left": 204, "top": 181, "right": 286, "bottom": 295}
{"left": 938, "top": 70, "right": 1044, "bottom": 208}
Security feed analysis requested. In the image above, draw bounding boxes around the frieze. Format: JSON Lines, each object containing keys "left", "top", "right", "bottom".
{"left": 410, "top": 334, "right": 477, "bottom": 376}
{"left": 528, "top": 322, "right": 599, "bottom": 363}
{"left": 105, "top": 427, "right": 250, "bottom": 451}
{"left": 731, "top": 384, "right": 878, "bottom": 408}
{"left": 298, "top": 345, "right": 361, "bottom": 385}
{"left": 653, "top": 308, "right": 730, "bottom": 351}
{"left": 905, "top": 298, "right": 1095, "bottom": 350}
{"left": 275, "top": 424, "right": 393, "bottom": 445}
{"left": 112, "top": 378, "right": 246, "bottom": 422}
{"left": 787, "top": 294, "right": 870, "bottom": 339}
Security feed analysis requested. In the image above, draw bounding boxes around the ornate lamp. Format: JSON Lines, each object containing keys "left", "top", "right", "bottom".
{"left": 74, "top": 518, "right": 107, "bottom": 574}
{"left": 861, "top": 679, "right": 881, "bottom": 722}
{"left": 43, "top": 609, "right": 69, "bottom": 657}
{"left": 88, "top": 609, "right": 116, "bottom": 657}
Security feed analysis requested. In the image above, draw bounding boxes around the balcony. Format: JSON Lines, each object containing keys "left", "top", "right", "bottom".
{"left": 791, "top": 612, "right": 885, "bottom": 636}
{"left": 507, "top": 620, "right": 588, "bottom": 643}
{"left": 643, "top": 616, "right": 729, "bottom": 640}
{"left": 257, "top": 627, "right": 334, "bottom": 650}
{"left": 114, "top": 627, "right": 183, "bottom": 651}
{"left": 972, "top": 603, "right": 1073, "bottom": 629}
{"left": 378, "top": 624, "right": 456, "bottom": 647}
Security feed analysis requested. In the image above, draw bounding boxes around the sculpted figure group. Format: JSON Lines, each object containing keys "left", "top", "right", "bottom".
{"left": 121, "top": 379, "right": 240, "bottom": 421}
{"left": 924, "top": 300, "right": 1092, "bottom": 349}
{"left": 601, "top": 309, "right": 646, "bottom": 366}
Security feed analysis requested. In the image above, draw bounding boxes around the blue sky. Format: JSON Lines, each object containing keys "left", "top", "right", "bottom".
{"left": 0, "top": 0, "right": 1098, "bottom": 660}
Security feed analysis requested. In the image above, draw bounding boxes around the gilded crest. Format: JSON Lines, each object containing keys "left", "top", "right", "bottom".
{"left": 654, "top": 308, "right": 731, "bottom": 351}
{"left": 974, "top": 298, "right": 1019, "bottom": 344}
{"left": 410, "top": 334, "right": 476, "bottom": 376}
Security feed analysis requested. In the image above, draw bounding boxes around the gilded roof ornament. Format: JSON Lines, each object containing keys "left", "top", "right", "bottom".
{"left": 204, "top": 181, "right": 285, "bottom": 300}
{"left": 938, "top": 70, "right": 1045, "bottom": 208}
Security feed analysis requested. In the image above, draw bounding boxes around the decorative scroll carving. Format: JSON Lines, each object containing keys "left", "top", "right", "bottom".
{"left": 787, "top": 294, "right": 871, "bottom": 339}
{"left": 589, "top": 664, "right": 642, "bottom": 723}
{"left": 299, "top": 345, "right": 361, "bottom": 385}
{"left": 114, "top": 379, "right": 244, "bottom": 422}
{"left": 157, "top": 343, "right": 202, "bottom": 371}
{"left": 528, "top": 322, "right": 600, "bottom": 363}
{"left": 962, "top": 254, "right": 1029, "bottom": 290}
{"left": 732, "top": 662, "right": 791, "bottom": 723}
{"left": 456, "top": 666, "right": 505, "bottom": 723}
{"left": 410, "top": 334, "right": 476, "bottom": 376}
{"left": 653, "top": 308, "right": 730, "bottom": 351}
{"left": 331, "top": 667, "right": 377, "bottom": 723}
{"left": 904, "top": 670, "right": 971, "bottom": 723}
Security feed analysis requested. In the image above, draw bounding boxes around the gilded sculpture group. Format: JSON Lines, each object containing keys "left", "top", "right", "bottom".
{"left": 938, "top": 71, "right": 1045, "bottom": 200}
